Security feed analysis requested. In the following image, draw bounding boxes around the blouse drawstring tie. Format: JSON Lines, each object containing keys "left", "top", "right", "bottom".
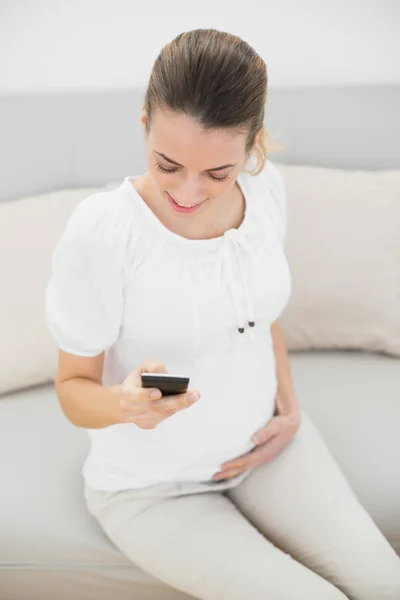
{"left": 220, "top": 229, "right": 261, "bottom": 339}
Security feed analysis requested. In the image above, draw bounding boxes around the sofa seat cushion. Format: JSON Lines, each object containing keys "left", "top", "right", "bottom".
{"left": 0, "top": 351, "right": 399, "bottom": 579}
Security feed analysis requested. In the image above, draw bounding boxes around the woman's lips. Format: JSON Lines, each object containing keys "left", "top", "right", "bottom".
{"left": 166, "top": 191, "right": 203, "bottom": 214}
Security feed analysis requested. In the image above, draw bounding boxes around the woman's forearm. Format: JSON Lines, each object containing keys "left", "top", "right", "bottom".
{"left": 271, "top": 320, "right": 300, "bottom": 419}
{"left": 55, "top": 377, "right": 122, "bottom": 429}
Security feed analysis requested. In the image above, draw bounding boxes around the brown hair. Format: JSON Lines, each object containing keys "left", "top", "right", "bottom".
{"left": 144, "top": 29, "right": 283, "bottom": 176}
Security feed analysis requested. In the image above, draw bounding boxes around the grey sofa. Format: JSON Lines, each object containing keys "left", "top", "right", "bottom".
{"left": 0, "top": 86, "right": 399, "bottom": 600}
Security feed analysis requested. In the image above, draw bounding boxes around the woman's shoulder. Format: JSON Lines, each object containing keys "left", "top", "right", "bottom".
{"left": 63, "top": 179, "right": 143, "bottom": 246}
{"left": 243, "top": 159, "right": 286, "bottom": 208}
{"left": 242, "top": 159, "right": 287, "bottom": 244}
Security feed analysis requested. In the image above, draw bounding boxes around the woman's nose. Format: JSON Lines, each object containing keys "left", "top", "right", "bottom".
{"left": 176, "top": 181, "right": 205, "bottom": 205}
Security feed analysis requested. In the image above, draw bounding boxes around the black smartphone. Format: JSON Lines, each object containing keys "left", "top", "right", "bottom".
{"left": 141, "top": 373, "right": 190, "bottom": 396}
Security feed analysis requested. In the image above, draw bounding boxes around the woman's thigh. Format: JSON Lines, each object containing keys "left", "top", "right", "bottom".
{"left": 85, "top": 483, "right": 347, "bottom": 600}
{"left": 227, "top": 410, "right": 400, "bottom": 600}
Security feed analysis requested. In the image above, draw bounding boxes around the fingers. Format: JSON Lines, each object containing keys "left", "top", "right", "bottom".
{"left": 251, "top": 416, "right": 283, "bottom": 445}
{"left": 255, "top": 434, "right": 286, "bottom": 463}
{"left": 120, "top": 359, "right": 199, "bottom": 428}
{"left": 120, "top": 385, "right": 162, "bottom": 409}
{"left": 213, "top": 467, "right": 246, "bottom": 481}
{"left": 140, "top": 359, "right": 168, "bottom": 375}
{"left": 220, "top": 455, "right": 254, "bottom": 472}
{"left": 132, "top": 360, "right": 168, "bottom": 388}
{"left": 151, "top": 390, "right": 201, "bottom": 413}
{"left": 215, "top": 442, "right": 274, "bottom": 479}
{"left": 227, "top": 437, "right": 283, "bottom": 471}
{"left": 120, "top": 389, "right": 200, "bottom": 429}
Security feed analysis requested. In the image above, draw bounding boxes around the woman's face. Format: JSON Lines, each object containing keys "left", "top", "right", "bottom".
{"left": 141, "top": 106, "right": 252, "bottom": 218}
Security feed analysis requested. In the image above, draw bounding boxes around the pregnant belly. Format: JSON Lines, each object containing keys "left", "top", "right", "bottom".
{"left": 93, "top": 367, "right": 276, "bottom": 484}
{"left": 146, "top": 356, "right": 277, "bottom": 477}
{"left": 166, "top": 346, "right": 276, "bottom": 435}
{"left": 92, "top": 345, "right": 278, "bottom": 484}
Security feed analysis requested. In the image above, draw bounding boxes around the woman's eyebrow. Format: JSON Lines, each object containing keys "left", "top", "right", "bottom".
{"left": 153, "top": 150, "right": 236, "bottom": 172}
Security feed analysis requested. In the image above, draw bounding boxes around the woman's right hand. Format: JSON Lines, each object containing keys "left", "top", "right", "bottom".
{"left": 118, "top": 359, "right": 201, "bottom": 429}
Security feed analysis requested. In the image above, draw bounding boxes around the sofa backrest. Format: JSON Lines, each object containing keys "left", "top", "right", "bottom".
{"left": 0, "top": 86, "right": 399, "bottom": 395}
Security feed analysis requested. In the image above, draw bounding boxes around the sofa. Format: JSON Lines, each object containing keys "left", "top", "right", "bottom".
{"left": 0, "top": 85, "right": 399, "bottom": 600}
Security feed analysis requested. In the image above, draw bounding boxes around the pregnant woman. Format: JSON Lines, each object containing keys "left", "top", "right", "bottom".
{"left": 46, "top": 28, "right": 400, "bottom": 600}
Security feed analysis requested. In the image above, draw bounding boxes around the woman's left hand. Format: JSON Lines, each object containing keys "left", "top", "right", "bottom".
{"left": 213, "top": 397, "right": 301, "bottom": 482}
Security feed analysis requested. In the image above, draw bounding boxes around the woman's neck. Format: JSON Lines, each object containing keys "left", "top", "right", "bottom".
{"left": 133, "top": 174, "right": 245, "bottom": 241}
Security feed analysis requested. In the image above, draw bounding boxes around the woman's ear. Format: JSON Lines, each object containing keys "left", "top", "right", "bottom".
{"left": 252, "top": 130, "right": 261, "bottom": 152}
{"left": 247, "top": 133, "right": 259, "bottom": 160}
{"left": 140, "top": 104, "right": 147, "bottom": 135}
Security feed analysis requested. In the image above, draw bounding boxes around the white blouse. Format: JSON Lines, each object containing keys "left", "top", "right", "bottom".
{"left": 45, "top": 160, "right": 292, "bottom": 491}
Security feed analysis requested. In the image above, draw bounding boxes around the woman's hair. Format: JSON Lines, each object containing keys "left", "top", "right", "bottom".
{"left": 144, "top": 29, "right": 283, "bottom": 176}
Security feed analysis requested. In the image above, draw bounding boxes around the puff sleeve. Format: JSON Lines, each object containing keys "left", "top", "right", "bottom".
{"left": 45, "top": 193, "right": 130, "bottom": 357}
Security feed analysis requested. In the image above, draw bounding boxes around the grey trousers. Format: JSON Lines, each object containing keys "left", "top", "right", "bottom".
{"left": 84, "top": 411, "right": 400, "bottom": 600}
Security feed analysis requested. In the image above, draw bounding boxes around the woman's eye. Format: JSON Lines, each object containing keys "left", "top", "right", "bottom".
{"left": 156, "top": 163, "right": 230, "bottom": 183}
{"left": 156, "top": 164, "right": 178, "bottom": 175}
{"left": 209, "top": 173, "right": 230, "bottom": 182}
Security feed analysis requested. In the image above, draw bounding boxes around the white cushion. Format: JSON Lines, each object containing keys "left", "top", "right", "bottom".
{"left": 0, "top": 183, "right": 119, "bottom": 395}
{"left": 278, "top": 164, "right": 400, "bottom": 356}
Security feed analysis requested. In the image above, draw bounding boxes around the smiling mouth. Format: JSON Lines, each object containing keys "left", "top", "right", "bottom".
{"left": 175, "top": 199, "right": 199, "bottom": 207}
{"left": 168, "top": 193, "right": 202, "bottom": 207}
{"left": 166, "top": 192, "right": 205, "bottom": 213}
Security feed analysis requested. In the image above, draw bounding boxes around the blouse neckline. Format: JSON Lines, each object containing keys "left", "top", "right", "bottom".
{"left": 123, "top": 172, "right": 252, "bottom": 248}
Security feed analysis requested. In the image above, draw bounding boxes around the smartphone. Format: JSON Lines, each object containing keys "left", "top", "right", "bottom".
{"left": 141, "top": 373, "right": 190, "bottom": 396}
